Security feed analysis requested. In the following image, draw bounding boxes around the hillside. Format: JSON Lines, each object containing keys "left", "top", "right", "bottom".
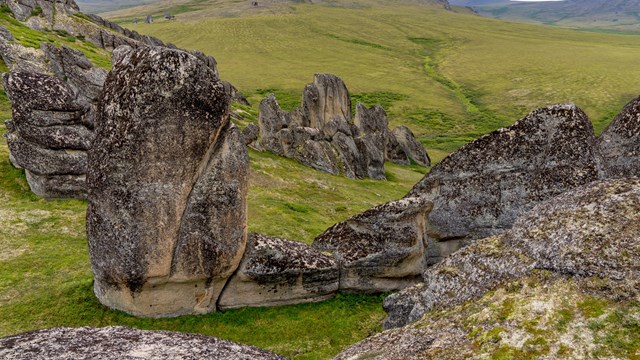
{"left": 106, "top": 0, "right": 640, "bottom": 154}
{"left": 452, "top": 0, "right": 640, "bottom": 32}
{"left": 1, "top": 0, "right": 640, "bottom": 359}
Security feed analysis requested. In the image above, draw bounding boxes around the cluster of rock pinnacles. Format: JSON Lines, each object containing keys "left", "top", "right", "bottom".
{"left": 1, "top": 0, "right": 640, "bottom": 357}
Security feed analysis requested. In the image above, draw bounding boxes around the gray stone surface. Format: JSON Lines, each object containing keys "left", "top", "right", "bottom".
{"left": 313, "top": 197, "right": 432, "bottom": 292}
{"left": 383, "top": 178, "right": 640, "bottom": 329}
{"left": 333, "top": 179, "right": 640, "bottom": 360}
{"left": 87, "top": 47, "right": 248, "bottom": 317}
{"left": 0, "top": 326, "right": 287, "bottom": 359}
{"left": 256, "top": 74, "right": 428, "bottom": 179}
{"left": 598, "top": 94, "right": 640, "bottom": 179}
{"left": 391, "top": 125, "right": 430, "bottom": 167}
{"left": 219, "top": 233, "right": 339, "bottom": 309}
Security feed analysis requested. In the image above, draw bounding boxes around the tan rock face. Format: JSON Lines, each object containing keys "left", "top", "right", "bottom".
{"left": 87, "top": 47, "right": 248, "bottom": 317}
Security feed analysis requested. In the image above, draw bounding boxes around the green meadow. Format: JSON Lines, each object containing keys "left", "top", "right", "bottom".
{"left": 2, "top": 1, "right": 640, "bottom": 358}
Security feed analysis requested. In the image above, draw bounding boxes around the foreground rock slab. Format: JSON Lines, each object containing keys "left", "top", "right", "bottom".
{"left": 334, "top": 178, "right": 640, "bottom": 359}
{"left": 383, "top": 178, "right": 640, "bottom": 329}
{"left": 598, "top": 94, "right": 640, "bottom": 179}
{"left": 87, "top": 47, "right": 248, "bottom": 317}
{"left": 313, "top": 197, "right": 431, "bottom": 293}
{"left": 218, "top": 233, "right": 339, "bottom": 309}
{"left": 0, "top": 326, "right": 287, "bottom": 360}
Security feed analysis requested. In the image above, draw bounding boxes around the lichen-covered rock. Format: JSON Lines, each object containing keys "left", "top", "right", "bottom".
{"left": 410, "top": 103, "right": 603, "bottom": 260}
{"left": 258, "top": 94, "right": 291, "bottom": 154}
{"left": 87, "top": 47, "right": 248, "bottom": 318}
{"left": 383, "top": 178, "right": 640, "bottom": 329}
{"left": 385, "top": 129, "right": 410, "bottom": 165}
{"left": 3, "top": 71, "right": 91, "bottom": 198}
{"left": 598, "top": 94, "right": 640, "bottom": 179}
{"left": 313, "top": 197, "right": 432, "bottom": 292}
{"left": 391, "top": 125, "right": 430, "bottom": 167}
{"left": 0, "top": 326, "right": 287, "bottom": 360}
{"left": 218, "top": 233, "right": 339, "bottom": 309}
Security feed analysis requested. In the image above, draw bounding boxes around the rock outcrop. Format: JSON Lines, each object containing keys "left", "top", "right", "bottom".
{"left": 313, "top": 103, "right": 604, "bottom": 292}
{"left": 218, "top": 233, "right": 339, "bottom": 309}
{"left": 313, "top": 198, "right": 431, "bottom": 292}
{"left": 87, "top": 47, "right": 248, "bottom": 317}
{"left": 334, "top": 178, "right": 640, "bottom": 359}
{"left": 256, "top": 74, "right": 429, "bottom": 179}
{"left": 598, "top": 94, "right": 640, "bottom": 179}
{"left": 0, "top": 326, "right": 287, "bottom": 359}
{"left": 0, "top": 0, "right": 233, "bottom": 198}
{"left": 2, "top": 40, "right": 106, "bottom": 198}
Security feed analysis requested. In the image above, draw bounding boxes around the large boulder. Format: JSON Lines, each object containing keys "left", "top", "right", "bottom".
{"left": 313, "top": 197, "right": 432, "bottom": 292}
{"left": 354, "top": 103, "right": 387, "bottom": 180}
{"left": 87, "top": 47, "right": 249, "bottom": 318}
{"left": 598, "top": 94, "right": 640, "bottom": 179}
{"left": 300, "top": 73, "right": 351, "bottom": 132}
{"left": 218, "top": 233, "right": 339, "bottom": 309}
{"left": 383, "top": 178, "right": 640, "bottom": 329}
{"left": 0, "top": 326, "right": 287, "bottom": 359}
{"left": 411, "top": 103, "right": 603, "bottom": 262}
{"left": 335, "top": 179, "right": 640, "bottom": 359}
{"left": 313, "top": 104, "right": 604, "bottom": 292}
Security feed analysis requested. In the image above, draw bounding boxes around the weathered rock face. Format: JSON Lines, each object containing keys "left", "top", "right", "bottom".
{"left": 0, "top": 326, "right": 287, "bottom": 360}
{"left": 1, "top": 0, "right": 79, "bottom": 22}
{"left": 87, "top": 47, "right": 248, "bottom": 317}
{"left": 390, "top": 125, "right": 430, "bottom": 167}
{"left": 3, "top": 70, "right": 96, "bottom": 198}
{"left": 314, "top": 104, "right": 607, "bottom": 292}
{"left": 218, "top": 233, "right": 339, "bottom": 309}
{"left": 255, "top": 74, "right": 428, "bottom": 179}
{"left": 383, "top": 178, "right": 640, "bottom": 329}
{"left": 598, "top": 95, "right": 640, "bottom": 179}
{"left": 334, "top": 179, "right": 640, "bottom": 360}
{"left": 313, "top": 197, "right": 432, "bottom": 292}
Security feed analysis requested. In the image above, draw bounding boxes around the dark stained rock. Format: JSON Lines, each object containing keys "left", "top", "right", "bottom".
{"left": 382, "top": 178, "right": 640, "bottom": 330}
{"left": 385, "top": 130, "right": 410, "bottom": 165}
{"left": 598, "top": 94, "right": 640, "bottom": 179}
{"left": 242, "top": 123, "right": 259, "bottom": 146}
{"left": 87, "top": 47, "right": 248, "bottom": 317}
{"left": 0, "top": 326, "right": 287, "bottom": 359}
{"left": 218, "top": 233, "right": 339, "bottom": 309}
{"left": 2, "top": 71, "right": 92, "bottom": 198}
{"left": 5, "top": 127, "right": 87, "bottom": 175}
{"left": 332, "top": 131, "right": 367, "bottom": 179}
{"left": 391, "top": 126, "right": 430, "bottom": 167}
{"left": 258, "top": 94, "right": 291, "bottom": 154}
{"left": 409, "top": 103, "right": 603, "bottom": 262}
{"left": 313, "top": 197, "right": 432, "bottom": 292}
{"left": 354, "top": 103, "right": 388, "bottom": 179}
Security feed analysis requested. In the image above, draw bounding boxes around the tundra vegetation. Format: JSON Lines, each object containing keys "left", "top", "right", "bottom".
{"left": 1, "top": 0, "right": 640, "bottom": 359}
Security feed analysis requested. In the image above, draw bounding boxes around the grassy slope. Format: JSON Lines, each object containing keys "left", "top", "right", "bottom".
{"left": 2, "top": 2, "right": 640, "bottom": 359}
{"left": 114, "top": 1, "right": 640, "bottom": 152}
